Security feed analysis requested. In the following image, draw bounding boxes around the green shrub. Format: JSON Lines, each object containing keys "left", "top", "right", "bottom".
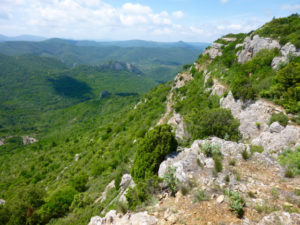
{"left": 193, "top": 189, "right": 208, "bottom": 202}
{"left": 115, "top": 169, "right": 123, "bottom": 190}
{"left": 72, "top": 172, "right": 88, "bottom": 192}
{"left": 231, "top": 76, "right": 255, "bottom": 100}
{"left": 125, "top": 181, "right": 151, "bottom": 210}
{"left": 202, "top": 142, "right": 221, "bottom": 158}
{"left": 213, "top": 155, "right": 223, "bottom": 173}
{"left": 242, "top": 149, "right": 250, "bottom": 160}
{"left": 279, "top": 147, "right": 300, "bottom": 177}
{"left": 187, "top": 108, "right": 240, "bottom": 141}
{"left": 250, "top": 145, "right": 264, "bottom": 155}
{"left": 229, "top": 159, "right": 236, "bottom": 166}
{"left": 163, "top": 166, "right": 179, "bottom": 196}
{"left": 225, "top": 190, "right": 245, "bottom": 218}
{"left": 131, "top": 124, "right": 178, "bottom": 182}
{"left": 41, "top": 186, "right": 77, "bottom": 221}
{"left": 256, "top": 122, "right": 261, "bottom": 129}
{"left": 206, "top": 76, "right": 214, "bottom": 88}
{"left": 269, "top": 112, "right": 289, "bottom": 126}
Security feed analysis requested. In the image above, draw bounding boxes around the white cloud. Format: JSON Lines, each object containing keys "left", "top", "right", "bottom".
{"left": 172, "top": 11, "right": 184, "bottom": 19}
{"left": 281, "top": 4, "right": 300, "bottom": 11}
{"left": 190, "top": 26, "right": 203, "bottom": 34}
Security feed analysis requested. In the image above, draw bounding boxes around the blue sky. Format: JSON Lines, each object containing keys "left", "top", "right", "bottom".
{"left": 0, "top": 0, "right": 299, "bottom": 42}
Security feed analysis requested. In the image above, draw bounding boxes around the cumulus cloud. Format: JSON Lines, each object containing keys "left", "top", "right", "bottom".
{"left": 172, "top": 11, "right": 184, "bottom": 19}
{"left": 0, "top": 0, "right": 267, "bottom": 42}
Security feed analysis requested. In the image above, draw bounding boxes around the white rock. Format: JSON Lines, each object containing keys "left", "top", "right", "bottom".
{"left": 256, "top": 211, "right": 300, "bottom": 225}
{"left": 216, "top": 195, "right": 224, "bottom": 204}
{"left": 237, "top": 35, "right": 280, "bottom": 63}
{"left": 0, "top": 199, "right": 5, "bottom": 205}
{"left": 168, "top": 113, "right": 187, "bottom": 141}
{"left": 203, "top": 43, "right": 223, "bottom": 59}
{"left": 222, "top": 37, "right": 237, "bottom": 42}
{"left": 88, "top": 210, "right": 158, "bottom": 225}
{"left": 269, "top": 122, "right": 284, "bottom": 133}
{"left": 22, "top": 136, "right": 38, "bottom": 145}
{"left": 74, "top": 154, "right": 80, "bottom": 161}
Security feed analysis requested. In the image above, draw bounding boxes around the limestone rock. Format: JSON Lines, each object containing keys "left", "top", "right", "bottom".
{"left": 22, "top": 136, "right": 38, "bottom": 145}
{"left": 255, "top": 211, "right": 300, "bottom": 225}
{"left": 269, "top": 122, "right": 284, "bottom": 133}
{"left": 168, "top": 113, "right": 187, "bottom": 141}
{"left": 118, "top": 174, "right": 135, "bottom": 202}
{"left": 272, "top": 42, "right": 300, "bottom": 69}
{"left": 74, "top": 154, "right": 80, "bottom": 161}
{"left": 211, "top": 79, "right": 226, "bottom": 96}
{"left": 88, "top": 210, "right": 158, "bottom": 225}
{"left": 237, "top": 35, "right": 280, "bottom": 63}
{"left": 203, "top": 43, "right": 223, "bottom": 59}
{"left": 216, "top": 195, "right": 224, "bottom": 204}
{"left": 222, "top": 37, "right": 237, "bottom": 42}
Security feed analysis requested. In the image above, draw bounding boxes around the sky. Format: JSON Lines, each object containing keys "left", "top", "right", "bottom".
{"left": 0, "top": 0, "right": 299, "bottom": 42}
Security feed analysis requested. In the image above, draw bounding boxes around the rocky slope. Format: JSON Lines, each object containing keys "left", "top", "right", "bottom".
{"left": 88, "top": 16, "right": 300, "bottom": 225}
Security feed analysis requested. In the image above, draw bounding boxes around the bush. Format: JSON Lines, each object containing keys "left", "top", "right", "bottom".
{"left": 125, "top": 182, "right": 149, "bottom": 210}
{"left": 131, "top": 124, "right": 178, "bottom": 182}
{"left": 213, "top": 155, "right": 223, "bottom": 173}
{"left": 72, "top": 172, "right": 88, "bottom": 192}
{"left": 250, "top": 145, "right": 264, "bottom": 155}
{"left": 225, "top": 190, "right": 245, "bottom": 218}
{"left": 41, "top": 186, "right": 77, "bottom": 221}
{"left": 242, "top": 149, "right": 250, "bottom": 160}
{"left": 202, "top": 142, "right": 221, "bottom": 158}
{"left": 269, "top": 112, "right": 289, "bottom": 126}
{"left": 163, "top": 166, "right": 179, "bottom": 196}
{"left": 187, "top": 108, "right": 240, "bottom": 141}
{"left": 279, "top": 147, "right": 300, "bottom": 177}
{"left": 193, "top": 189, "right": 208, "bottom": 202}
{"left": 115, "top": 169, "right": 123, "bottom": 190}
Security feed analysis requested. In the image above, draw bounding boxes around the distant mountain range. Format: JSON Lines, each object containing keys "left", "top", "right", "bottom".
{"left": 0, "top": 34, "right": 210, "bottom": 49}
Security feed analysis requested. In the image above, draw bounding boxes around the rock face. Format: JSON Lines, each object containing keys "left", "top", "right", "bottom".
{"left": 237, "top": 35, "right": 280, "bottom": 63}
{"left": 253, "top": 211, "right": 300, "bottom": 225}
{"left": 88, "top": 210, "right": 158, "bottom": 225}
{"left": 271, "top": 42, "right": 300, "bottom": 69}
{"left": 269, "top": 122, "right": 284, "bottom": 133}
{"left": 168, "top": 113, "right": 186, "bottom": 141}
{"left": 158, "top": 137, "right": 247, "bottom": 184}
{"left": 211, "top": 79, "right": 227, "bottom": 96}
{"left": 22, "top": 136, "right": 38, "bottom": 145}
{"left": 221, "top": 92, "right": 300, "bottom": 152}
{"left": 203, "top": 43, "right": 223, "bottom": 59}
{"left": 118, "top": 174, "right": 135, "bottom": 202}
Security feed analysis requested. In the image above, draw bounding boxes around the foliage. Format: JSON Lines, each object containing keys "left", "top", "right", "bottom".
{"left": 278, "top": 147, "right": 300, "bottom": 177}
{"left": 202, "top": 142, "right": 222, "bottom": 158}
{"left": 225, "top": 190, "right": 246, "bottom": 218}
{"left": 187, "top": 108, "right": 240, "bottom": 141}
{"left": 41, "top": 187, "right": 77, "bottom": 222}
{"left": 242, "top": 149, "right": 250, "bottom": 160}
{"left": 193, "top": 189, "right": 208, "bottom": 202}
{"left": 268, "top": 59, "right": 300, "bottom": 113}
{"left": 250, "top": 145, "right": 264, "bottom": 155}
{"left": 269, "top": 112, "right": 289, "bottom": 126}
{"left": 254, "top": 14, "right": 300, "bottom": 48}
{"left": 72, "top": 172, "right": 88, "bottom": 192}
{"left": 131, "top": 124, "right": 178, "bottom": 182}
{"left": 163, "top": 166, "right": 179, "bottom": 196}
{"left": 114, "top": 169, "right": 123, "bottom": 190}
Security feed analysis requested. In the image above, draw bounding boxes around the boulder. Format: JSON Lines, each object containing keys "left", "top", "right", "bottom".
{"left": 269, "top": 122, "right": 284, "bottom": 133}
{"left": 211, "top": 79, "right": 226, "bottom": 96}
{"left": 272, "top": 42, "right": 300, "bottom": 69}
{"left": 255, "top": 211, "right": 300, "bottom": 225}
{"left": 216, "top": 195, "right": 224, "bottom": 204}
{"left": 168, "top": 113, "right": 187, "bottom": 141}
{"left": 203, "top": 43, "right": 223, "bottom": 59}
{"left": 118, "top": 174, "right": 135, "bottom": 202}
{"left": 237, "top": 35, "right": 280, "bottom": 63}
{"left": 88, "top": 210, "right": 158, "bottom": 225}
{"left": 22, "top": 136, "right": 38, "bottom": 145}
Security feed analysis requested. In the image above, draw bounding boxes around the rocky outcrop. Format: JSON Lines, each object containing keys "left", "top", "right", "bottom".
{"left": 222, "top": 37, "right": 236, "bottom": 42}
{"left": 88, "top": 210, "right": 158, "bottom": 225}
{"left": 271, "top": 42, "right": 300, "bottom": 69}
{"left": 221, "top": 91, "right": 300, "bottom": 152}
{"left": 22, "top": 136, "right": 38, "bottom": 145}
{"left": 118, "top": 174, "right": 135, "bottom": 202}
{"left": 211, "top": 79, "right": 227, "bottom": 96}
{"left": 244, "top": 211, "right": 300, "bottom": 225}
{"left": 159, "top": 137, "right": 248, "bottom": 184}
{"left": 237, "top": 35, "right": 280, "bottom": 63}
{"left": 168, "top": 113, "right": 186, "bottom": 141}
{"left": 203, "top": 43, "right": 223, "bottom": 59}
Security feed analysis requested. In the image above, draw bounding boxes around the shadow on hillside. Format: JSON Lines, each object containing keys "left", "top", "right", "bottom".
{"left": 48, "top": 76, "right": 92, "bottom": 99}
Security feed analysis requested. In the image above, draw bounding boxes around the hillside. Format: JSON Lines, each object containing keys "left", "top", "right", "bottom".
{"left": 0, "top": 14, "right": 299, "bottom": 225}
{"left": 0, "top": 39, "right": 206, "bottom": 82}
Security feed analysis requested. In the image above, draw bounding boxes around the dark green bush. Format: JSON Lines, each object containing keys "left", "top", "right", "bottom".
{"left": 250, "top": 145, "right": 264, "bottom": 155}
{"left": 269, "top": 112, "right": 289, "bottom": 126}
{"left": 163, "top": 166, "right": 179, "bottom": 196}
{"left": 187, "top": 108, "right": 240, "bottom": 141}
{"left": 131, "top": 124, "right": 177, "bottom": 182}
{"left": 72, "top": 172, "right": 88, "bottom": 192}
{"left": 41, "top": 186, "right": 77, "bottom": 221}
{"left": 242, "top": 149, "right": 250, "bottom": 160}
{"left": 225, "top": 190, "right": 245, "bottom": 218}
